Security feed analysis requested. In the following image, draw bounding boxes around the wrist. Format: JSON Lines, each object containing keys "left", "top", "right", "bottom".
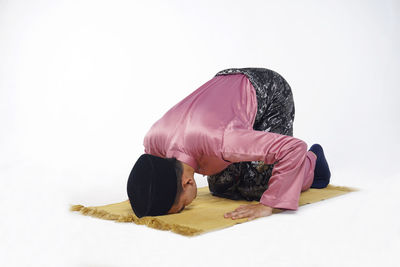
{"left": 260, "top": 203, "right": 273, "bottom": 211}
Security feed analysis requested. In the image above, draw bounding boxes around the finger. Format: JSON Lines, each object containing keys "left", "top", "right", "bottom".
{"left": 224, "top": 212, "right": 231, "bottom": 218}
{"left": 232, "top": 213, "right": 250, "bottom": 220}
{"left": 224, "top": 211, "right": 235, "bottom": 218}
{"left": 235, "top": 205, "right": 249, "bottom": 211}
{"left": 232, "top": 210, "right": 253, "bottom": 220}
{"left": 231, "top": 209, "right": 249, "bottom": 217}
{"left": 235, "top": 205, "right": 256, "bottom": 213}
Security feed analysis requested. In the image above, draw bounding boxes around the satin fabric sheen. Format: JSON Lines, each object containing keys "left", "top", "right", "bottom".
{"left": 143, "top": 74, "right": 316, "bottom": 210}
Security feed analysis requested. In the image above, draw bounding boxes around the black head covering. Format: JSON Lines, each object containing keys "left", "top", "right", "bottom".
{"left": 127, "top": 154, "right": 178, "bottom": 218}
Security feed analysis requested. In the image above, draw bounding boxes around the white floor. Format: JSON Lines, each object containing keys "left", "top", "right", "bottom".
{"left": 1, "top": 161, "right": 399, "bottom": 267}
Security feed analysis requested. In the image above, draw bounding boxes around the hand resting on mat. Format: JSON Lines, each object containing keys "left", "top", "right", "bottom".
{"left": 224, "top": 203, "right": 273, "bottom": 220}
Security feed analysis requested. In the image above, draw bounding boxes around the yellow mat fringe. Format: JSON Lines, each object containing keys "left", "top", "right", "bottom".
{"left": 70, "top": 184, "right": 358, "bottom": 236}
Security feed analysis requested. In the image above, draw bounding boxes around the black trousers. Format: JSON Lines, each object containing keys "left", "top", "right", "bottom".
{"left": 207, "top": 68, "right": 295, "bottom": 201}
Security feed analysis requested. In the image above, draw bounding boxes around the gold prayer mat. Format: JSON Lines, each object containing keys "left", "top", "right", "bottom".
{"left": 70, "top": 184, "right": 357, "bottom": 236}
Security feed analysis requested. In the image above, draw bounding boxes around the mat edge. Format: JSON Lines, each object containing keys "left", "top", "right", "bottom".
{"left": 69, "top": 204, "right": 203, "bottom": 237}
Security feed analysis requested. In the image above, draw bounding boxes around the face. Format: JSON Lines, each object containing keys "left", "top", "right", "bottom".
{"left": 167, "top": 178, "right": 197, "bottom": 214}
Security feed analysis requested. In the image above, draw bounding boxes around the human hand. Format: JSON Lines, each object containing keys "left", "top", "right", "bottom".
{"left": 224, "top": 203, "right": 273, "bottom": 221}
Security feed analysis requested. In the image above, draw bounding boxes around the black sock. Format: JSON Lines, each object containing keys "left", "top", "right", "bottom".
{"left": 309, "top": 144, "right": 331, "bottom": 189}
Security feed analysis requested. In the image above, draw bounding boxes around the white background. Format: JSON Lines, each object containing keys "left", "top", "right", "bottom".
{"left": 1, "top": 0, "right": 399, "bottom": 266}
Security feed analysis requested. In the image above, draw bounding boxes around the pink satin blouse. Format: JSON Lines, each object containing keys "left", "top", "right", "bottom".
{"left": 143, "top": 73, "right": 316, "bottom": 210}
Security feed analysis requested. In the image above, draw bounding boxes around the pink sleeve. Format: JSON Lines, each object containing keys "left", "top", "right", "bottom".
{"left": 221, "top": 129, "right": 311, "bottom": 210}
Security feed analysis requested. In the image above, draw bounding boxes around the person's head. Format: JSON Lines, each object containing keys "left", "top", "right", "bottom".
{"left": 126, "top": 154, "right": 197, "bottom": 218}
{"left": 166, "top": 158, "right": 197, "bottom": 214}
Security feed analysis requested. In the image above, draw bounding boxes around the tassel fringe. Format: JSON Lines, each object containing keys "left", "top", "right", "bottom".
{"left": 325, "top": 185, "right": 359, "bottom": 192}
{"left": 69, "top": 204, "right": 201, "bottom": 236}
